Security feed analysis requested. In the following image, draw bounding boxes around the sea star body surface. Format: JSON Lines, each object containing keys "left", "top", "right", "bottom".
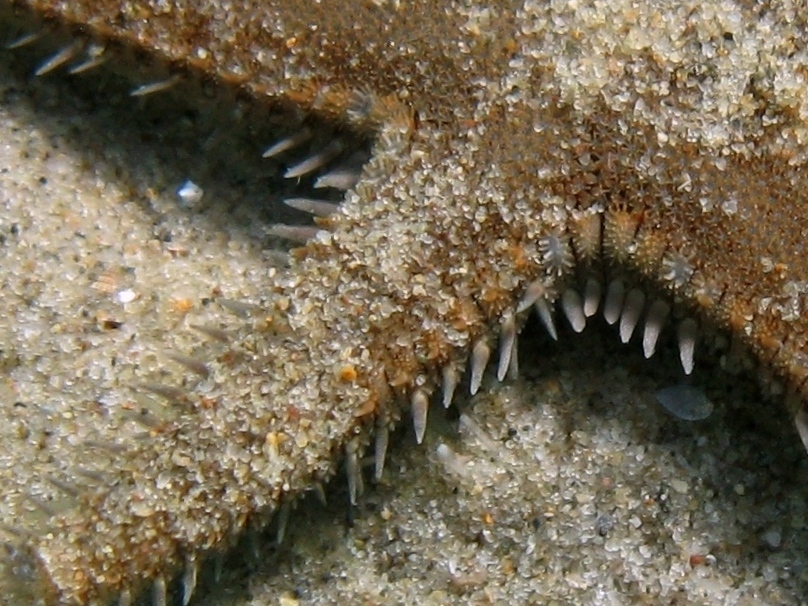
{"left": 1, "top": 0, "right": 808, "bottom": 604}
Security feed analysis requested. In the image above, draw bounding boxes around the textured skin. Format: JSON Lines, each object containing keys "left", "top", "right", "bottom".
{"left": 4, "top": 0, "right": 808, "bottom": 603}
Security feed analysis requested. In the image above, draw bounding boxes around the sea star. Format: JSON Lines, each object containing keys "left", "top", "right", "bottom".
{"left": 1, "top": 0, "right": 808, "bottom": 604}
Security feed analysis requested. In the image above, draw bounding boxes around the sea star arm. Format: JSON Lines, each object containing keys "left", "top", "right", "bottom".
{"left": 5, "top": 0, "right": 808, "bottom": 603}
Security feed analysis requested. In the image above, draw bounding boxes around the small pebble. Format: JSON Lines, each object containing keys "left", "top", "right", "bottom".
{"left": 176, "top": 179, "right": 204, "bottom": 207}
{"left": 670, "top": 478, "right": 689, "bottom": 494}
{"left": 596, "top": 513, "right": 614, "bottom": 537}
{"left": 655, "top": 384, "right": 714, "bottom": 421}
{"left": 116, "top": 289, "right": 137, "bottom": 304}
{"left": 760, "top": 527, "right": 782, "bottom": 549}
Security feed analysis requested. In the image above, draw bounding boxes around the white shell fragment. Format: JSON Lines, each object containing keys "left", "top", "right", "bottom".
{"left": 655, "top": 384, "right": 714, "bottom": 421}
